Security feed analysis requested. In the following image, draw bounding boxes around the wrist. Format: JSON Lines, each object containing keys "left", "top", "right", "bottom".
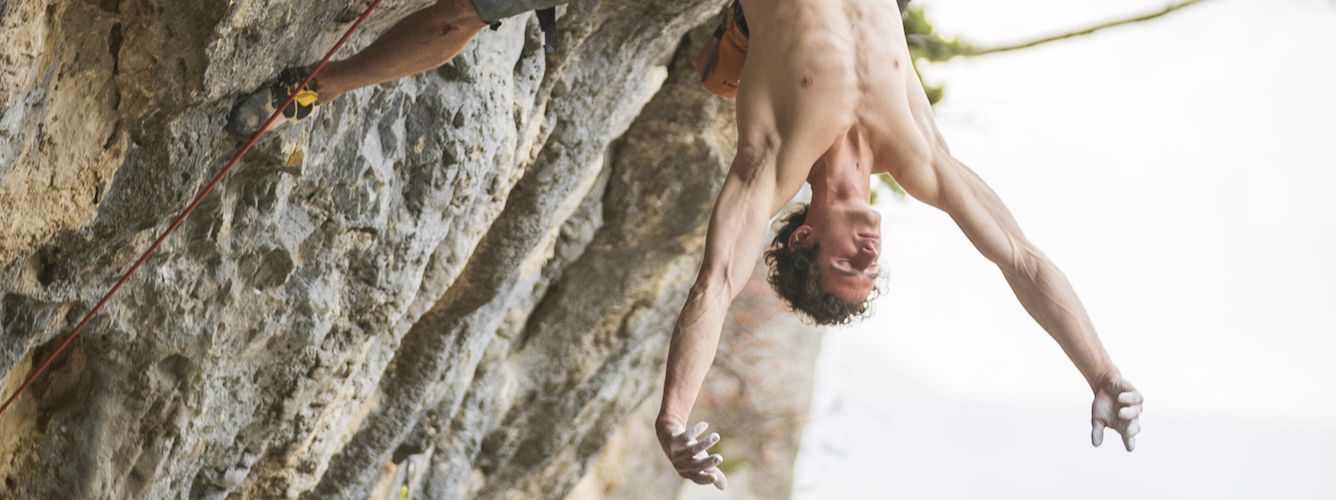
{"left": 1090, "top": 368, "right": 1122, "bottom": 393}
{"left": 655, "top": 413, "right": 684, "bottom": 437}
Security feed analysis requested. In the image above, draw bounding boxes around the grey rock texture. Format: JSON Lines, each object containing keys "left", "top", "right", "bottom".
{"left": 0, "top": 0, "right": 761, "bottom": 498}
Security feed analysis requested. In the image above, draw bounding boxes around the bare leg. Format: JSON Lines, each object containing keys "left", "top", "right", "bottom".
{"left": 316, "top": 0, "right": 488, "bottom": 102}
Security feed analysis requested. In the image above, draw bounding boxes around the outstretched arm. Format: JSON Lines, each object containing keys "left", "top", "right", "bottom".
{"left": 655, "top": 157, "right": 776, "bottom": 489}
{"left": 892, "top": 71, "right": 1144, "bottom": 451}
{"left": 907, "top": 151, "right": 1121, "bottom": 382}
{"left": 659, "top": 31, "right": 860, "bottom": 481}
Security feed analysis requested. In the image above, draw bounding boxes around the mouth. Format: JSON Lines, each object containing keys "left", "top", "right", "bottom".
{"left": 858, "top": 232, "right": 880, "bottom": 242}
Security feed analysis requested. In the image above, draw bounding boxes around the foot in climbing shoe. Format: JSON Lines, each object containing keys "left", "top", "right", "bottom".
{"left": 226, "top": 67, "right": 322, "bottom": 136}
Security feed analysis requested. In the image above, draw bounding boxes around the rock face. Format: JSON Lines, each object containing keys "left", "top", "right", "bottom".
{"left": 0, "top": 0, "right": 746, "bottom": 498}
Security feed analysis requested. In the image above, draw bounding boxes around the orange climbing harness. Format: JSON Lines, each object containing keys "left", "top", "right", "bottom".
{"left": 0, "top": 0, "right": 385, "bottom": 417}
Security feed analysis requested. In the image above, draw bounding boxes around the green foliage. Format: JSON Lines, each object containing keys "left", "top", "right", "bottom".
{"left": 880, "top": 1, "right": 1205, "bottom": 199}
{"left": 903, "top": 6, "right": 977, "bottom": 63}
{"left": 872, "top": 173, "right": 907, "bottom": 204}
{"left": 902, "top": 5, "right": 960, "bottom": 106}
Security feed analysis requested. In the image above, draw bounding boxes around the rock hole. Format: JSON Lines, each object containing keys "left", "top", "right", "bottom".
{"left": 31, "top": 246, "right": 62, "bottom": 287}
{"left": 108, "top": 23, "right": 123, "bottom": 75}
{"left": 436, "top": 57, "right": 472, "bottom": 83}
{"left": 243, "top": 248, "right": 295, "bottom": 290}
{"left": 92, "top": 0, "right": 121, "bottom": 14}
{"left": 391, "top": 442, "right": 426, "bottom": 464}
{"left": 102, "top": 119, "right": 120, "bottom": 150}
{"left": 156, "top": 354, "right": 193, "bottom": 388}
{"left": 31, "top": 332, "right": 90, "bottom": 430}
{"left": 440, "top": 145, "right": 460, "bottom": 166}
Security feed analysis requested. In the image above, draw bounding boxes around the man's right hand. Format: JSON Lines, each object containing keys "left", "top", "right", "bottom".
{"left": 656, "top": 419, "right": 728, "bottom": 490}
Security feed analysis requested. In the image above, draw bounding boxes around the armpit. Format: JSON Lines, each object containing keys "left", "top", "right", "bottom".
{"left": 730, "top": 136, "right": 778, "bottom": 183}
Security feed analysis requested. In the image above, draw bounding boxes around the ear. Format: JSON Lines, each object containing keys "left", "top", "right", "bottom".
{"left": 788, "top": 225, "right": 814, "bottom": 248}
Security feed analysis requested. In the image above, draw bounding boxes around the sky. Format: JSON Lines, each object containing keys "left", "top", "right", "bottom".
{"left": 791, "top": 1, "right": 1336, "bottom": 498}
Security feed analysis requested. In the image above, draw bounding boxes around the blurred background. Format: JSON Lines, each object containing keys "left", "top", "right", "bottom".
{"left": 794, "top": 0, "right": 1336, "bottom": 498}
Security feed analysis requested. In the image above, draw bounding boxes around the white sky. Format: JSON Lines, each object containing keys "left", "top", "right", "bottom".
{"left": 791, "top": 0, "right": 1336, "bottom": 498}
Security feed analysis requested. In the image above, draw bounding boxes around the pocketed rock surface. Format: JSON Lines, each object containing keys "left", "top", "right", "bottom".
{"left": 0, "top": 1, "right": 824, "bottom": 498}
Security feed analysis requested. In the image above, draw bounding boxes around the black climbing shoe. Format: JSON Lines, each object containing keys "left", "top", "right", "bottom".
{"left": 226, "top": 67, "right": 321, "bottom": 136}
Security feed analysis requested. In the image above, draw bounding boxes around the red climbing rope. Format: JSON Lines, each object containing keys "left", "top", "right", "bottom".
{"left": 0, "top": 0, "right": 385, "bottom": 417}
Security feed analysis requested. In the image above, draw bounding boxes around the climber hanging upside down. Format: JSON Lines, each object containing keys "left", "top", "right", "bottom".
{"left": 223, "top": 0, "right": 1144, "bottom": 491}
{"left": 227, "top": 0, "right": 568, "bottom": 135}
{"left": 655, "top": 0, "right": 1144, "bottom": 490}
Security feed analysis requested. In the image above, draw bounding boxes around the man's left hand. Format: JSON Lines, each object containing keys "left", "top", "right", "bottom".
{"left": 1091, "top": 373, "right": 1143, "bottom": 451}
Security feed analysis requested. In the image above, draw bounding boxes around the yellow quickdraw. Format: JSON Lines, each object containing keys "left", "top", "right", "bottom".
{"left": 292, "top": 87, "right": 319, "bottom": 107}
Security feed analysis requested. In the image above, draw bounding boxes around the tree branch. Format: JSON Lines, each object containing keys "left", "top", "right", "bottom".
{"left": 962, "top": 0, "right": 1212, "bottom": 57}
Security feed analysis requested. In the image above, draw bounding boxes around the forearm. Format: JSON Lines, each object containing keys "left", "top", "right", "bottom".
{"left": 655, "top": 166, "right": 775, "bottom": 434}
{"left": 657, "top": 280, "right": 731, "bottom": 432}
{"left": 1000, "top": 249, "right": 1117, "bottom": 390}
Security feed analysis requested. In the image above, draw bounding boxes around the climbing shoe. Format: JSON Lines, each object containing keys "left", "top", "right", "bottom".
{"left": 226, "top": 67, "right": 321, "bottom": 136}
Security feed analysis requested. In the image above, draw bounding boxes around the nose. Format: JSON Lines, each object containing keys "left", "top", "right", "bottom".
{"left": 862, "top": 238, "right": 880, "bottom": 257}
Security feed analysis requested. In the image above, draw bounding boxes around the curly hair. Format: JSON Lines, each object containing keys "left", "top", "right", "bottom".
{"left": 763, "top": 204, "right": 878, "bottom": 326}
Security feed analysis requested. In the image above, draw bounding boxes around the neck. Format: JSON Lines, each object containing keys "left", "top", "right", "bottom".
{"left": 807, "top": 133, "right": 873, "bottom": 217}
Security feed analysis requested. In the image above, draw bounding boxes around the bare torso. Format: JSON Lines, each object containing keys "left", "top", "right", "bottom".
{"left": 736, "top": 0, "right": 938, "bottom": 209}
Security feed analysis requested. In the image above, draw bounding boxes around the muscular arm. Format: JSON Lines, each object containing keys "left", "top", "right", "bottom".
{"left": 652, "top": 158, "right": 778, "bottom": 488}
{"left": 657, "top": 163, "right": 776, "bottom": 429}
{"left": 893, "top": 72, "right": 1142, "bottom": 451}
{"left": 895, "top": 72, "right": 1118, "bottom": 388}
{"left": 911, "top": 152, "right": 1117, "bottom": 385}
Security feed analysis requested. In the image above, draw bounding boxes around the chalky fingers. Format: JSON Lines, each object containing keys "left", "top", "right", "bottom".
{"left": 1116, "top": 390, "right": 1143, "bottom": 452}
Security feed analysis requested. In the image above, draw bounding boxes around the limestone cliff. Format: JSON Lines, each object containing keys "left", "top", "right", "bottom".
{"left": 0, "top": 0, "right": 767, "bottom": 497}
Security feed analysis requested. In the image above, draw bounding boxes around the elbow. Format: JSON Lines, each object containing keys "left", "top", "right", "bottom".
{"left": 688, "top": 270, "right": 730, "bottom": 302}
{"left": 672, "top": 267, "right": 735, "bottom": 337}
{"left": 685, "top": 265, "right": 743, "bottom": 315}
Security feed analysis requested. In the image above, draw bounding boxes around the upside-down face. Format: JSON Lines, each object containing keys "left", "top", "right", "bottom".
{"left": 789, "top": 203, "right": 882, "bottom": 304}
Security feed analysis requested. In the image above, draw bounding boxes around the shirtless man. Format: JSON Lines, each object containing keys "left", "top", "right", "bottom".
{"left": 655, "top": 0, "right": 1144, "bottom": 489}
